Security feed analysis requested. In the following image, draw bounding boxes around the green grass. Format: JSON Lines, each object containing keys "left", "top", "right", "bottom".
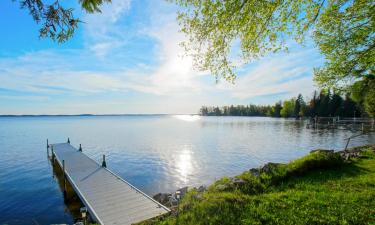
{"left": 139, "top": 146, "right": 375, "bottom": 225}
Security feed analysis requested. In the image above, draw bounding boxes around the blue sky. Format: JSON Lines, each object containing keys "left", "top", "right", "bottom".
{"left": 0, "top": 0, "right": 323, "bottom": 115}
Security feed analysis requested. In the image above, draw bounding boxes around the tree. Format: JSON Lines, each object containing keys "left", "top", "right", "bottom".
{"left": 313, "top": 0, "right": 375, "bottom": 91}
{"left": 294, "top": 94, "right": 305, "bottom": 118}
{"left": 363, "top": 80, "right": 375, "bottom": 117}
{"left": 307, "top": 91, "right": 319, "bottom": 117}
{"left": 350, "top": 79, "right": 375, "bottom": 117}
{"left": 175, "top": 0, "right": 374, "bottom": 81}
{"left": 280, "top": 99, "right": 295, "bottom": 118}
{"left": 312, "top": 0, "right": 375, "bottom": 116}
{"left": 318, "top": 90, "right": 331, "bottom": 116}
{"left": 199, "top": 91, "right": 363, "bottom": 118}
{"left": 273, "top": 102, "right": 282, "bottom": 117}
{"left": 199, "top": 106, "right": 209, "bottom": 115}
{"left": 13, "top": 0, "right": 110, "bottom": 42}
{"left": 342, "top": 95, "right": 360, "bottom": 117}
{"left": 174, "top": 0, "right": 374, "bottom": 115}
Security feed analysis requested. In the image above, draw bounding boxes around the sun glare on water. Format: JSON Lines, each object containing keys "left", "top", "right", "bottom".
{"left": 176, "top": 146, "right": 194, "bottom": 183}
{"left": 173, "top": 114, "right": 201, "bottom": 122}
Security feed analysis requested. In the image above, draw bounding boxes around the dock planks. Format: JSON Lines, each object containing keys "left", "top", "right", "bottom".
{"left": 51, "top": 143, "right": 170, "bottom": 225}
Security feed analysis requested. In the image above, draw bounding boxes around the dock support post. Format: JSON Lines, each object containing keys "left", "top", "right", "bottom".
{"left": 51, "top": 146, "right": 55, "bottom": 163}
{"left": 102, "top": 155, "right": 107, "bottom": 168}
{"left": 63, "top": 159, "right": 67, "bottom": 197}
{"left": 79, "top": 144, "right": 82, "bottom": 152}
{"left": 47, "top": 139, "right": 49, "bottom": 157}
{"left": 67, "top": 138, "right": 70, "bottom": 144}
{"left": 362, "top": 123, "right": 364, "bottom": 132}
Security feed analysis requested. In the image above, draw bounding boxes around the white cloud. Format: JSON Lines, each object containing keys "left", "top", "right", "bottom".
{"left": 83, "top": 0, "right": 132, "bottom": 57}
{"left": 218, "top": 48, "right": 321, "bottom": 101}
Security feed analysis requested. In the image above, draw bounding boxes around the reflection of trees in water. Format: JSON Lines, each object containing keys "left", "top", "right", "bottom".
{"left": 199, "top": 117, "right": 289, "bottom": 128}
{"left": 50, "top": 160, "right": 84, "bottom": 222}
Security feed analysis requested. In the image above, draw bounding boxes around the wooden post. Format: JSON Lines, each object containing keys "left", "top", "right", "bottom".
{"left": 79, "top": 144, "right": 82, "bottom": 152}
{"left": 47, "top": 139, "right": 49, "bottom": 157}
{"left": 344, "top": 138, "right": 351, "bottom": 151}
{"left": 102, "top": 155, "right": 107, "bottom": 168}
{"left": 362, "top": 123, "right": 364, "bottom": 132}
{"left": 63, "top": 159, "right": 67, "bottom": 197}
{"left": 51, "top": 146, "right": 55, "bottom": 163}
{"left": 67, "top": 138, "right": 70, "bottom": 144}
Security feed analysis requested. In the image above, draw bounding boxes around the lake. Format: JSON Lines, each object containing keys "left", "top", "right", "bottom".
{"left": 0, "top": 115, "right": 374, "bottom": 224}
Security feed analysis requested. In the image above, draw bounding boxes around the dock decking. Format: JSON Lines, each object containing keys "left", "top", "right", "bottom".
{"left": 50, "top": 142, "right": 170, "bottom": 225}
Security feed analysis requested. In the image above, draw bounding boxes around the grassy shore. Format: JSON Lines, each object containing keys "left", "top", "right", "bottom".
{"left": 139, "top": 145, "right": 375, "bottom": 225}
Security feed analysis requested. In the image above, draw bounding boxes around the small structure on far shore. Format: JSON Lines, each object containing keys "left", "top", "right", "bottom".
{"left": 306, "top": 117, "right": 375, "bottom": 131}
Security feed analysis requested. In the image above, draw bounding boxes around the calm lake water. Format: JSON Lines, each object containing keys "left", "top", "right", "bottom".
{"left": 0, "top": 115, "right": 374, "bottom": 224}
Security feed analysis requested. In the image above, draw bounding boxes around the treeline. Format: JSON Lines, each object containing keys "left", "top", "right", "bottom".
{"left": 200, "top": 90, "right": 364, "bottom": 118}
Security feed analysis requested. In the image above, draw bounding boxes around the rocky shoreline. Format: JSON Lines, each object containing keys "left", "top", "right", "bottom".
{"left": 153, "top": 186, "right": 206, "bottom": 208}
{"left": 153, "top": 144, "right": 375, "bottom": 208}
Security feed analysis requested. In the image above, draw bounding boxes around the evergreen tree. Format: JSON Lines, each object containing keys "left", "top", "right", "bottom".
{"left": 294, "top": 94, "right": 304, "bottom": 118}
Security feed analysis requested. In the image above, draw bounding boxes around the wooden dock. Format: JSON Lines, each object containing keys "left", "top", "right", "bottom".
{"left": 49, "top": 142, "right": 170, "bottom": 225}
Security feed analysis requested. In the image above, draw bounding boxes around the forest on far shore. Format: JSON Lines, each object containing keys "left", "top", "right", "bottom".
{"left": 199, "top": 90, "right": 365, "bottom": 118}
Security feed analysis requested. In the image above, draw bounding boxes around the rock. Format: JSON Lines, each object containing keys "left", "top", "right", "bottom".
{"left": 153, "top": 193, "right": 171, "bottom": 205}
{"left": 249, "top": 168, "right": 260, "bottom": 177}
{"left": 337, "top": 148, "right": 363, "bottom": 161}
{"left": 197, "top": 185, "right": 206, "bottom": 192}
{"left": 232, "top": 178, "right": 246, "bottom": 186}
{"left": 175, "top": 186, "right": 188, "bottom": 200}
{"left": 310, "top": 149, "right": 334, "bottom": 154}
{"left": 260, "top": 162, "right": 284, "bottom": 174}
{"left": 177, "top": 186, "right": 188, "bottom": 195}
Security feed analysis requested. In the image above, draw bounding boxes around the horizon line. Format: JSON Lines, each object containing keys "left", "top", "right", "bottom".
{"left": 0, "top": 113, "right": 200, "bottom": 117}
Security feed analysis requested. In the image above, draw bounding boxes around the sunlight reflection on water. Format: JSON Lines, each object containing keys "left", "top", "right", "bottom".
{"left": 173, "top": 114, "right": 201, "bottom": 122}
{"left": 176, "top": 145, "right": 194, "bottom": 183}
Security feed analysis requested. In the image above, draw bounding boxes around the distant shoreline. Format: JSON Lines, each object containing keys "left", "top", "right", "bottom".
{"left": 0, "top": 114, "right": 199, "bottom": 117}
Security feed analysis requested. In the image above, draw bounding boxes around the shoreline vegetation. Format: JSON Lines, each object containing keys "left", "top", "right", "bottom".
{"left": 139, "top": 144, "right": 375, "bottom": 225}
{"left": 200, "top": 90, "right": 365, "bottom": 118}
